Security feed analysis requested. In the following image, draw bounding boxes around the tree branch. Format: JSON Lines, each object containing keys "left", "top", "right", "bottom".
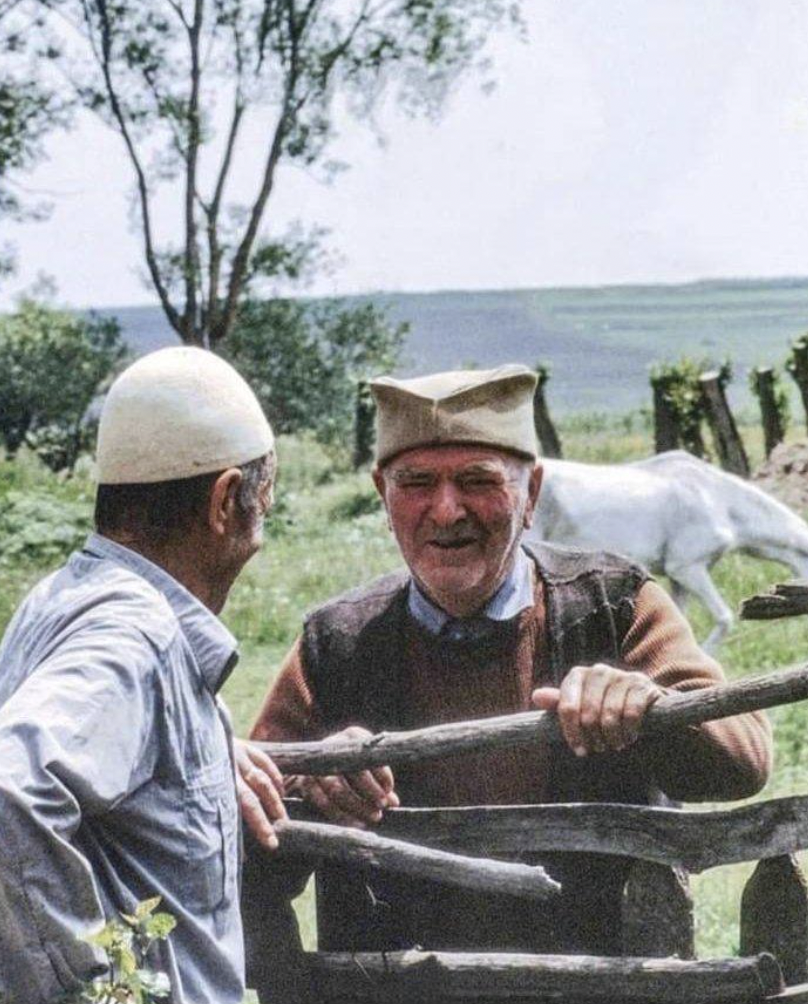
{"left": 86, "top": 0, "right": 182, "bottom": 337}
{"left": 181, "top": 0, "right": 204, "bottom": 343}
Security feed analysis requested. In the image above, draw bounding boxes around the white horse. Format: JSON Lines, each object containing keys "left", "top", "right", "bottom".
{"left": 527, "top": 450, "right": 808, "bottom": 649}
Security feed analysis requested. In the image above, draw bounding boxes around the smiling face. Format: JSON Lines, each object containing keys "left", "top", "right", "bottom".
{"left": 374, "top": 445, "right": 543, "bottom": 617}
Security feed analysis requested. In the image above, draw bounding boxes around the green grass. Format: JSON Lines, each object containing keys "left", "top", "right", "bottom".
{"left": 2, "top": 422, "right": 808, "bottom": 969}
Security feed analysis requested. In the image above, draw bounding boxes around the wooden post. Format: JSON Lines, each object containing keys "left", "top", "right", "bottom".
{"left": 699, "top": 370, "right": 750, "bottom": 477}
{"left": 353, "top": 380, "right": 375, "bottom": 469}
{"left": 533, "top": 368, "right": 563, "bottom": 458}
{"left": 753, "top": 367, "right": 786, "bottom": 458}
{"left": 788, "top": 338, "right": 808, "bottom": 433}
{"left": 741, "top": 855, "right": 808, "bottom": 986}
{"left": 622, "top": 861, "right": 694, "bottom": 958}
{"left": 651, "top": 377, "right": 680, "bottom": 453}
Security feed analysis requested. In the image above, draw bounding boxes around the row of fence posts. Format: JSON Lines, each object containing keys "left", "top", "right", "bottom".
{"left": 353, "top": 342, "right": 808, "bottom": 476}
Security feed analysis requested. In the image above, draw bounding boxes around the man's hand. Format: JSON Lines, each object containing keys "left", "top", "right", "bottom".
{"left": 298, "top": 726, "right": 400, "bottom": 828}
{"left": 234, "top": 739, "right": 288, "bottom": 850}
{"left": 532, "top": 663, "right": 664, "bottom": 757}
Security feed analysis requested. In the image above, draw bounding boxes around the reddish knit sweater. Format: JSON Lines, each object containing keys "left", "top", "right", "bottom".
{"left": 251, "top": 580, "right": 772, "bottom": 804}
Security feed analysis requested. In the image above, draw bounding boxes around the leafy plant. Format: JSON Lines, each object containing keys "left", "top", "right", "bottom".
{"left": 223, "top": 297, "right": 406, "bottom": 454}
{"left": 0, "top": 490, "right": 92, "bottom": 567}
{"left": 76, "top": 897, "right": 176, "bottom": 1004}
{"left": 0, "top": 300, "right": 126, "bottom": 471}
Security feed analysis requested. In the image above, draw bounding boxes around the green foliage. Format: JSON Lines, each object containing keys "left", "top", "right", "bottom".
{"left": 0, "top": 489, "right": 92, "bottom": 567}
{"left": 75, "top": 897, "right": 176, "bottom": 1003}
{"left": 223, "top": 298, "right": 406, "bottom": 453}
{"left": 0, "top": 1, "right": 68, "bottom": 277}
{"left": 0, "top": 300, "right": 126, "bottom": 471}
{"left": 650, "top": 356, "right": 715, "bottom": 457}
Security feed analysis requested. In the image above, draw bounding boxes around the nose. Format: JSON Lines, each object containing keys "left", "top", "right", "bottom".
{"left": 428, "top": 480, "right": 467, "bottom": 526}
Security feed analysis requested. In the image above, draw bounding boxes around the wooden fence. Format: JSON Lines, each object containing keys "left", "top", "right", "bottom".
{"left": 252, "top": 653, "right": 808, "bottom": 1003}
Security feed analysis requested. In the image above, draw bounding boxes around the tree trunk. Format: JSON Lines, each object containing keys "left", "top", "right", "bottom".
{"left": 699, "top": 371, "right": 749, "bottom": 477}
{"left": 753, "top": 367, "right": 785, "bottom": 458}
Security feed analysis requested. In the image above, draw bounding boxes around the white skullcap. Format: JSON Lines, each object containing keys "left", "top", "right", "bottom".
{"left": 371, "top": 364, "right": 538, "bottom": 466}
{"left": 96, "top": 346, "right": 275, "bottom": 484}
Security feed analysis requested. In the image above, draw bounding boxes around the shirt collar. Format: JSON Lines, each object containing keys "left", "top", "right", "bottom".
{"left": 82, "top": 533, "right": 239, "bottom": 693}
{"left": 407, "top": 545, "right": 534, "bottom": 636}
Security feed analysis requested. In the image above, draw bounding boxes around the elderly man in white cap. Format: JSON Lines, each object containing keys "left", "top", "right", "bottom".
{"left": 0, "top": 347, "right": 285, "bottom": 1004}
{"left": 245, "top": 364, "right": 772, "bottom": 998}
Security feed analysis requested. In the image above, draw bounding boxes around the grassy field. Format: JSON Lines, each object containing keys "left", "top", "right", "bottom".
{"left": 2, "top": 418, "right": 808, "bottom": 972}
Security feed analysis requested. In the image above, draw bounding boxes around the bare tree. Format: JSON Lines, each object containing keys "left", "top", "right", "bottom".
{"left": 49, "top": 0, "right": 522, "bottom": 347}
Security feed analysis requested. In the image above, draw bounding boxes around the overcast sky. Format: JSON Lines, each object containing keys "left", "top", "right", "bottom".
{"left": 3, "top": 1, "right": 808, "bottom": 309}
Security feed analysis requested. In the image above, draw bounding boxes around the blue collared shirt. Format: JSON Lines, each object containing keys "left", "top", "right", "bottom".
{"left": 408, "top": 545, "right": 535, "bottom": 641}
{"left": 0, "top": 534, "right": 244, "bottom": 1004}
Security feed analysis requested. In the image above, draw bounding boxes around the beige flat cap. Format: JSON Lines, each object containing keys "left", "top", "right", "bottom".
{"left": 371, "top": 364, "right": 538, "bottom": 466}
{"left": 96, "top": 346, "right": 274, "bottom": 484}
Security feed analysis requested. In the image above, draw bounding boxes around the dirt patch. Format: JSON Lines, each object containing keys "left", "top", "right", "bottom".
{"left": 753, "top": 441, "right": 808, "bottom": 511}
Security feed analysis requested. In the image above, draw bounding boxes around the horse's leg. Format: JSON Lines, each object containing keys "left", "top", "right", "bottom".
{"left": 669, "top": 579, "right": 689, "bottom": 611}
{"left": 666, "top": 562, "right": 734, "bottom": 652}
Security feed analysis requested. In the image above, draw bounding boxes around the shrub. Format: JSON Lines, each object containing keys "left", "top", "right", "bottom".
{"left": 223, "top": 298, "right": 406, "bottom": 455}
{"left": 0, "top": 300, "right": 126, "bottom": 472}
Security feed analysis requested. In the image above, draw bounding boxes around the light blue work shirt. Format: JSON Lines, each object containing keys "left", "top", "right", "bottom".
{"left": 407, "top": 545, "right": 535, "bottom": 641}
{"left": 0, "top": 534, "right": 244, "bottom": 1004}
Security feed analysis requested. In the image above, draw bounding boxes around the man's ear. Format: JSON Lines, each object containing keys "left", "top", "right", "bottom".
{"left": 208, "top": 468, "right": 243, "bottom": 536}
{"left": 372, "top": 466, "right": 386, "bottom": 503}
{"left": 522, "top": 462, "right": 543, "bottom": 529}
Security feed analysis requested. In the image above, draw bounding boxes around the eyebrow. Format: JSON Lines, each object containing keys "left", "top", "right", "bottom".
{"left": 388, "top": 462, "right": 504, "bottom": 480}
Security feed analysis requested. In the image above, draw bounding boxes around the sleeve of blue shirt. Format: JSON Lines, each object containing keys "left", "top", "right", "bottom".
{"left": 0, "top": 622, "right": 161, "bottom": 1003}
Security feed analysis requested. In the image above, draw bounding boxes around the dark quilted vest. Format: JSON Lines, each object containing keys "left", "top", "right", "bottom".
{"left": 300, "top": 542, "right": 653, "bottom": 955}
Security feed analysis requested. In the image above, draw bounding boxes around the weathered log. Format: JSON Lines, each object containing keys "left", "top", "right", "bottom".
{"left": 622, "top": 861, "right": 694, "bottom": 958}
{"left": 741, "top": 595, "right": 808, "bottom": 620}
{"left": 700, "top": 370, "right": 750, "bottom": 477}
{"left": 788, "top": 338, "right": 808, "bottom": 433}
{"left": 274, "top": 818, "right": 559, "bottom": 901}
{"left": 252, "top": 662, "right": 808, "bottom": 774}
{"left": 652, "top": 379, "right": 680, "bottom": 453}
{"left": 343, "top": 795, "right": 808, "bottom": 873}
{"left": 742, "top": 582, "right": 808, "bottom": 620}
{"left": 742, "top": 856, "right": 808, "bottom": 986}
{"left": 307, "top": 950, "right": 783, "bottom": 1001}
{"left": 753, "top": 367, "right": 787, "bottom": 458}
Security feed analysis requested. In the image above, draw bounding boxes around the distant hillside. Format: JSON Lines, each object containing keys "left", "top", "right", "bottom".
{"left": 99, "top": 278, "right": 808, "bottom": 414}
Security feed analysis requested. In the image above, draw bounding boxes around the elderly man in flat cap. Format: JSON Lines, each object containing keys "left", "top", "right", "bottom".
{"left": 0, "top": 347, "right": 286, "bottom": 1004}
{"left": 245, "top": 364, "right": 772, "bottom": 996}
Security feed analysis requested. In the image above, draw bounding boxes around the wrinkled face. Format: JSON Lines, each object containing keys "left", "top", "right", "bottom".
{"left": 374, "top": 446, "right": 542, "bottom": 617}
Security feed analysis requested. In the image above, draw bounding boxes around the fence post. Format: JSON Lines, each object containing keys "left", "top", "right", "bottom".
{"left": 622, "top": 861, "right": 694, "bottom": 958}
{"left": 752, "top": 367, "right": 786, "bottom": 458}
{"left": 533, "top": 367, "right": 563, "bottom": 458}
{"left": 650, "top": 378, "right": 680, "bottom": 453}
{"left": 353, "top": 380, "right": 375, "bottom": 470}
{"left": 699, "top": 370, "right": 750, "bottom": 477}
{"left": 741, "top": 855, "right": 808, "bottom": 986}
{"left": 788, "top": 338, "right": 808, "bottom": 433}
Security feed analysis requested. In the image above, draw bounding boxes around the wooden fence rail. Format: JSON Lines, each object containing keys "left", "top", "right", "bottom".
{"left": 252, "top": 662, "right": 808, "bottom": 774}
{"left": 307, "top": 950, "right": 783, "bottom": 1002}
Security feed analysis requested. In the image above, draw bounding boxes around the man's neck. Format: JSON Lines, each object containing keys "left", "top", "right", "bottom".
{"left": 100, "top": 532, "right": 231, "bottom": 614}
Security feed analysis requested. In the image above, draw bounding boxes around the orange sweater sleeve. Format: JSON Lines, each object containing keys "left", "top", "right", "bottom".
{"left": 249, "top": 638, "right": 321, "bottom": 743}
{"left": 622, "top": 580, "right": 773, "bottom": 801}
